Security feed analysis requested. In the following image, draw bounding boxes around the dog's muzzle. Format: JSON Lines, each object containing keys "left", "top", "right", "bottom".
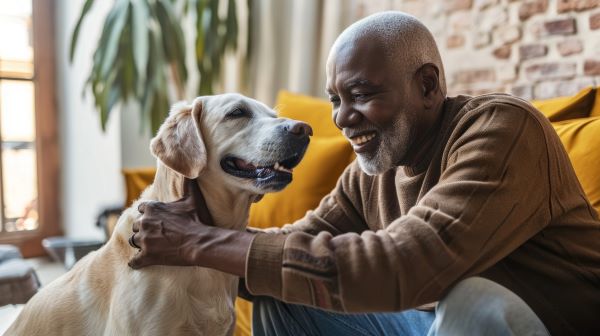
{"left": 220, "top": 124, "right": 311, "bottom": 191}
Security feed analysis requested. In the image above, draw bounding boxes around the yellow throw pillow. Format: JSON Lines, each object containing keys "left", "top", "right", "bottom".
{"left": 122, "top": 168, "right": 157, "bottom": 207}
{"left": 553, "top": 117, "right": 600, "bottom": 215}
{"left": 275, "top": 90, "right": 341, "bottom": 137}
{"left": 590, "top": 88, "right": 600, "bottom": 118}
{"left": 532, "top": 87, "right": 596, "bottom": 122}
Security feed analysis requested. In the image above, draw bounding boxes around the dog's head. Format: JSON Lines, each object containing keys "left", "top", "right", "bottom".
{"left": 150, "top": 93, "right": 311, "bottom": 194}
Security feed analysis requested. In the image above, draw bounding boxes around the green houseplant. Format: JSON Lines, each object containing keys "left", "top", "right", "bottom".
{"left": 70, "top": 0, "right": 249, "bottom": 133}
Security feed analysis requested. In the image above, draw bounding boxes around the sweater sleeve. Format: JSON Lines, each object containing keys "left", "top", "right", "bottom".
{"left": 246, "top": 103, "right": 552, "bottom": 313}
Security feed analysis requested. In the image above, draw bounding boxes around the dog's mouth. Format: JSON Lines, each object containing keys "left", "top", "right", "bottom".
{"left": 220, "top": 152, "right": 304, "bottom": 189}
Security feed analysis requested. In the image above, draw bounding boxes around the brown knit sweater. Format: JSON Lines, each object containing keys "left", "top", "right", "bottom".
{"left": 245, "top": 94, "right": 600, "bottom": 335}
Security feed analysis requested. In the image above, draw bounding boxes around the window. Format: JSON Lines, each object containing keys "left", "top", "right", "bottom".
{"left": 0, "top": 0, "right": 60, "bottom": 256}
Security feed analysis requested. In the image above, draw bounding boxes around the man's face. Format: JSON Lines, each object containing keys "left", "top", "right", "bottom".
{"left": 326, "top": 38, "right": 422, "bottom": 175}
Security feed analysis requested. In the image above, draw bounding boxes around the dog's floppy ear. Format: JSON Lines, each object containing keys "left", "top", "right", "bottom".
{"left": 150, "top": 98, "right": 207, "bottom": 178}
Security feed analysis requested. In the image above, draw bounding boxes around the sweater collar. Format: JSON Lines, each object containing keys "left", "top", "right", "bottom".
{"left": 402, "top": 96, "right": 470, "bottom": 177}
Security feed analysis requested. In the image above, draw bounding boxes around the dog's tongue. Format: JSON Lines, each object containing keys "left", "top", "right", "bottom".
{"left": 235, "top": 158, "right": 257, "bottom": 170}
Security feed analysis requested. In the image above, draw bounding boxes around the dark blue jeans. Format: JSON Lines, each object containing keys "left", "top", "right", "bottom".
{"left": 253, "top": 297, "right": 434, "bottom": 336}
{"left": 251, "top": 277, "right": 549, "bottom": 336}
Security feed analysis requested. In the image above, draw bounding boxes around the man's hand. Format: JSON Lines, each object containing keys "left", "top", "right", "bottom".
{"left": 128, "top": 178, "right": 215, "bottom": 268}
{"left": 128, "top": 178, "right": 255, "bottom": 277}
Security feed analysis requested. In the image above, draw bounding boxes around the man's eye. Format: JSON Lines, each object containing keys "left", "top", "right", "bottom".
{"left": 352, "top": 93, "right": 370, "bottom": 100}
{"left": 329, "top": 96, "right": 340, "bottom": 106}
{"left": 226, "top": 108, "right": 249, "bottom": 119}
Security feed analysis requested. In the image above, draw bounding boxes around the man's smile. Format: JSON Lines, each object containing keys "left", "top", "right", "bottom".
{"left": 347, "top": 131, "right": 378, "bottom": 153}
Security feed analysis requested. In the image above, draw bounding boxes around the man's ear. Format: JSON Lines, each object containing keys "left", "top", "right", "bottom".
{"left": 150, "top": 97, "right": 207, "bottom": 178}
{"left": 417, "top": 63, "right": 441, "bottom": 108}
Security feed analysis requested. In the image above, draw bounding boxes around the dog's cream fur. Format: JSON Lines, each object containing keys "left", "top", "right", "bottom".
{"left": 7, "top": 94, "right": 306, "bottom": 336}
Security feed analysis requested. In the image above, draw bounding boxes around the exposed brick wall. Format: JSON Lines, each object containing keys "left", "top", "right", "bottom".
{"left": 354, "top": 0, "right": 600, "bottom": 100}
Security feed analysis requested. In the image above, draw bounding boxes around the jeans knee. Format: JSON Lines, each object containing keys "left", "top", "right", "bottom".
{"left": 440, "top": 277, "right": 510, "bottom": 319}
{"left": 430, "top": 277, "right": 548, "bottom": 336}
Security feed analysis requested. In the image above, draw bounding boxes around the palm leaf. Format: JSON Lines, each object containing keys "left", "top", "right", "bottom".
{"left": 100, "top": 0, "right": 130, "bottom": 78}
{"left": 69, "top": 0, "right": 96, "bottom": 62}
{"left": 131, "top": 0, "right": 150, "bottom": 86}
{"left": 98, "top": 70, "right": 118, "bottom": 131}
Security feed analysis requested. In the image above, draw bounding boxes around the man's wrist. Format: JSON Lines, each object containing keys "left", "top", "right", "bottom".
{"left": 194, "top": 227, "right": 255, "bottom": 277}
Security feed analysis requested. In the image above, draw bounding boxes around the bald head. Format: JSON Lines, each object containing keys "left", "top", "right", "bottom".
{"left": 328, "top": 11, "right": 446, "bottom": 95}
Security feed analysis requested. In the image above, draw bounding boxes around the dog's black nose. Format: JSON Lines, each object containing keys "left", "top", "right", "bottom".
{"left": 284, "top": 120, "right": 313, "bottom": 137}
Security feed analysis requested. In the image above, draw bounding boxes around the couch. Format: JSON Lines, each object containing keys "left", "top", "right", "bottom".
{"left": 120, "top": 88, "right": 600, "bottom": 335}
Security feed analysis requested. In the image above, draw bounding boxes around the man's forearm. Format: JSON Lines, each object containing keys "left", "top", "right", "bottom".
{"left": 198, "top": 228, "right": 256, "bottom": 277}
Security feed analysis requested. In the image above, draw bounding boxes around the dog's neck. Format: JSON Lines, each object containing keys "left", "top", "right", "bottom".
{"left": 149, "top": 164, "right": 255, "bottom": 231}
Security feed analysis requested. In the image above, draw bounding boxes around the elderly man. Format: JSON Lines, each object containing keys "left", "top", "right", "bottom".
{"left": 129, "top": 12, "right": 599, "bottom": 335}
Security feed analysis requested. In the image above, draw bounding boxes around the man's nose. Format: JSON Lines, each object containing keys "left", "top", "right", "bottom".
{"left": 283, "top": 120, "right": 313, "bottom": 137}
{"left": 334, "top": 103, "right": 362, "bottom": 129}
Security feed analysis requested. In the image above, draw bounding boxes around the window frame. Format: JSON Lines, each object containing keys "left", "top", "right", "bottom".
{"left": 0, "top": 0, "right": 61, "bottom": 257}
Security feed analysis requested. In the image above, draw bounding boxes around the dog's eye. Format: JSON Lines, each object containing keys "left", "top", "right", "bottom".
{"left": 226, "top": 108, "right": 249, "bottom": 119}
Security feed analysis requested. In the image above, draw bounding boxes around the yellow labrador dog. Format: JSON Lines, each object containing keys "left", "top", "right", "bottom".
{"left": 7, "top": 93, "right": 311, "bottom": 335}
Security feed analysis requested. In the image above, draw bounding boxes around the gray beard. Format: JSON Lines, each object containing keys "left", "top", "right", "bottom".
{"left": 356, "top": 117, "right": 410, "bottom": 176}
